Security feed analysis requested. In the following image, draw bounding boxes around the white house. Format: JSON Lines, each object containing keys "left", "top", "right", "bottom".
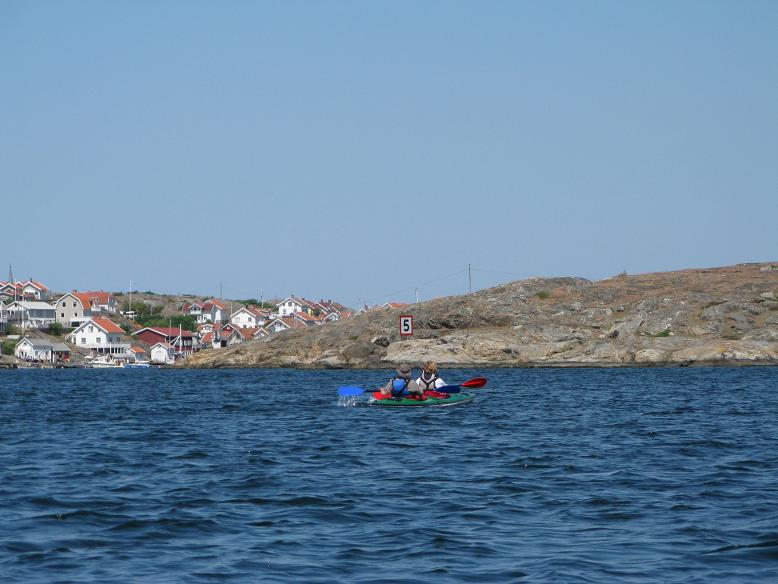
{"left": 66, "top": 317, "right": 130, "bottom": 355}
{"left": 0, "top": 280, "right": 51, "bottom": 301}
{"left": 225, "top": 330, "right": 242, "bottom": 346}
{"left": 192, "top": 325, "right": 226, "bottom": 349}
{"left": 14, "top": 338, "right": 70, "bottom": 362}
{"left": 198, "top": 303, "right": 213, "bottom": 323}
{"left": 322, "top": 312, "right": 340, "bottom": 323}
{"left": 253, "top": 327, "right": 270, "bottom": 339}
{"left": 266, "top": 317, "right": 297, "bottom": 333}
{"left": 292, "top": 311, "right": 322, "bottom": 327}
{"left": 15, "top": 338, "right": 52, "bottom": 361}
{"left": 182, "top": 302, "right": 206, "bottom": 323}
{"left": 230, "top": 306, "right": 271, "bottom": 329}
{"left": 316, "top": 299, "right": 350, "bottom": 316}
{"left": 150, "top": 342, "right": 175, "bottom": 364}
{"left": 226, "top": 326, "right": 258, "bottom": 346}
{"left": 276, "top": 296, "right": 316, "bottom": 317}
{"left": 0, "top": 281, "right": 22, "bottom": 301}
{"left": 20, "top": 280, "right": 51, "bottom": 301}
{"left": 4, "top": 301, "right": 56, "bottom": 329}
{"left": 210, "top": 323, "right": 238, "bottom": 347}
{"left": 55, "top": 292, "right": 92, "bottom": 327}
{"left": 79, "top": 291, "right": 116, "bottom": 314}
{"left": 211, "top": 299, "right": 229, "bottom": 323}
{"left": 54, "top": 291, "right": 117, "bottom": 327}
{"left": 202, "top": 299, "right": 229, "bottom": 324}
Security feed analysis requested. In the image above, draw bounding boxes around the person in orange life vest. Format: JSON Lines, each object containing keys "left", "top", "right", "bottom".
{"left": 416, "top": 360, "right": 447, "bottom": 391}
{"left": 380, "top": 363, "right": 422, "bottom": 398}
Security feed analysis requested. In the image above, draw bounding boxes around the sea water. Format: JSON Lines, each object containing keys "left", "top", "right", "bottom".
{"left": 1, "top": 367, "right": 777, "bottom": 583}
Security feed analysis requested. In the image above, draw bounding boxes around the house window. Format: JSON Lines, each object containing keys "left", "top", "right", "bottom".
{"left": 81, "top": 337, "right": 86, "bottom": 344}
{"left": 96, "top": 338, "right": 101, "bottom": 344}
{"left": 61, "top": 313, "right": 64, "bottom": 318}
{"left": 73, "top": 302, "right": 77, "bottom": 307}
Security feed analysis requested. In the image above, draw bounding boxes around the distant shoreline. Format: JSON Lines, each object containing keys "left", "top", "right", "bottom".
{"left": 182, "top": 262, "right": 778, "bottom": 370}
{"left": 3, "top": 360, "right": 778, "bottom": 371}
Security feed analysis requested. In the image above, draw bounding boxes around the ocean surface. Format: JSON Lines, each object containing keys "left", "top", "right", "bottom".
{"left": 1, "top": 367, "right": 777, "bottom": 583}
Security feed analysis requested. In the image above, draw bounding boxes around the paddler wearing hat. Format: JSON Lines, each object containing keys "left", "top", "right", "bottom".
{"left": 379, "top": 363, "right": 423, "bottom": 399}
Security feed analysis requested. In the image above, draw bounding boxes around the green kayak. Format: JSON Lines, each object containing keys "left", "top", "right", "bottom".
{"left": 370, "top": 392, "right": 475, "bottom": 408}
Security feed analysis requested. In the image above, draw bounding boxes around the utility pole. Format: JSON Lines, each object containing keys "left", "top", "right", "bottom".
{"left": 468, "top": 264, "right": 472, "bottom": 294}
{"left": 129, "top": 279, "right": 132, "bottom": 318}
{"left": 415, "top": 288, "right": 419, "bottom": 304}
{"left": 9, "top": 264, "right": 16, "bottom": 302}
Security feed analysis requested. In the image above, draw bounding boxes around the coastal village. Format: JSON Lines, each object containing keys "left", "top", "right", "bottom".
{"left": 0, "top": 274, "right": 409, "bottom": 368}
{"left": 3, "top": 263, "right": 777, "bottom": 370}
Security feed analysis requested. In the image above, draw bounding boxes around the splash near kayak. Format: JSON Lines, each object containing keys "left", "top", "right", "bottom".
{"left": 369, "top": 391, "right": 476, "bottom": 407}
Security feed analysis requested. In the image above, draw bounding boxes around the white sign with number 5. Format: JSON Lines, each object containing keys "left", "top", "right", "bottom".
{"left": 399, "top": 315, "right": 413, "bottom": 336}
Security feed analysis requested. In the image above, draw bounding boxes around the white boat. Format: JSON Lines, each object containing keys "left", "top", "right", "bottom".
{"left": 86, "top": 355, "right": 124, "bottom": 368}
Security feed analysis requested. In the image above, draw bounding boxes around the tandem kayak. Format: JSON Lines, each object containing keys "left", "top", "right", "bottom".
{"left": 369, "top": 391, "right": 475, "bottom": 408}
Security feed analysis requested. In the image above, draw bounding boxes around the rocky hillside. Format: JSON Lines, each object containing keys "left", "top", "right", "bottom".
{"left": 182, "top": 263, "right": 778, "bottom": 368}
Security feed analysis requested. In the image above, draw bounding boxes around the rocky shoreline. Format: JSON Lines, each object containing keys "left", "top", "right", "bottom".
{"left": 182, "top": 263, "right": 778, "bottom": 369}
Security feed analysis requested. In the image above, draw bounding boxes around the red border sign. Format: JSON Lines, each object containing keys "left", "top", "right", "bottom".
{"left": 399, "top": 315, "right": 414, "bottom": 336}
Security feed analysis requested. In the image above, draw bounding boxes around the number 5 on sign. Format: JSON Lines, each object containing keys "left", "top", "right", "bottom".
{"left": 400, "top": 315, "right": 414, "bottom": 336}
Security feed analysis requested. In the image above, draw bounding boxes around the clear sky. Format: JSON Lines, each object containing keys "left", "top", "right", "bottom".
{"left": 2, "top": 1, "right": 776, "bottom": 307}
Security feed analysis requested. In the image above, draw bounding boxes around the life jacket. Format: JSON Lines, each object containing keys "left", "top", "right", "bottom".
{"left": 418, "top": 371, "right": 439, "bottom": 390}
{"left": 390, "top": 377, "right": 410, "bottom": 397}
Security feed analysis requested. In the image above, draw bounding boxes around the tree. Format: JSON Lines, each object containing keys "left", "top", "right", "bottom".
{"left": 236, "top": 299, "right": 275, "bottom": 310}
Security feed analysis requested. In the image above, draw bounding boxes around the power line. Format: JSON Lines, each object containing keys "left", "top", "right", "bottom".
{"left": 362, "top": 268, "right": 469, "bottom": 305}
{"left": 357, "top": 265, "right": 529, "bottom": 307}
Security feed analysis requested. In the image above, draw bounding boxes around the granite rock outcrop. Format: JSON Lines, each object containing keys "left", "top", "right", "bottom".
{"left": 183, "top": 263, "right": 778, "bottom": 368}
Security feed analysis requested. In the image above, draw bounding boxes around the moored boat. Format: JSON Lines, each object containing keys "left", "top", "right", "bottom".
{"left": 85, "top": 356, "right": 124, "bottom": 368}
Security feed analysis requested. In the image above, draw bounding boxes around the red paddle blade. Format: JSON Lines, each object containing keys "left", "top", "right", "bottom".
{"left": 461, "top": 377, "right": 487, "bottom": 388}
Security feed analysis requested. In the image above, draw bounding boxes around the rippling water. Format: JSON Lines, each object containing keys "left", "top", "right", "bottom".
{"left": 1, "top": 367, "right": 777, "bottom": 582}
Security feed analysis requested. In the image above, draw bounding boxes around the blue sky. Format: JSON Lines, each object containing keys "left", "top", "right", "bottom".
{"left": 2, "top": 1, "right": 776, "bottom": 307}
